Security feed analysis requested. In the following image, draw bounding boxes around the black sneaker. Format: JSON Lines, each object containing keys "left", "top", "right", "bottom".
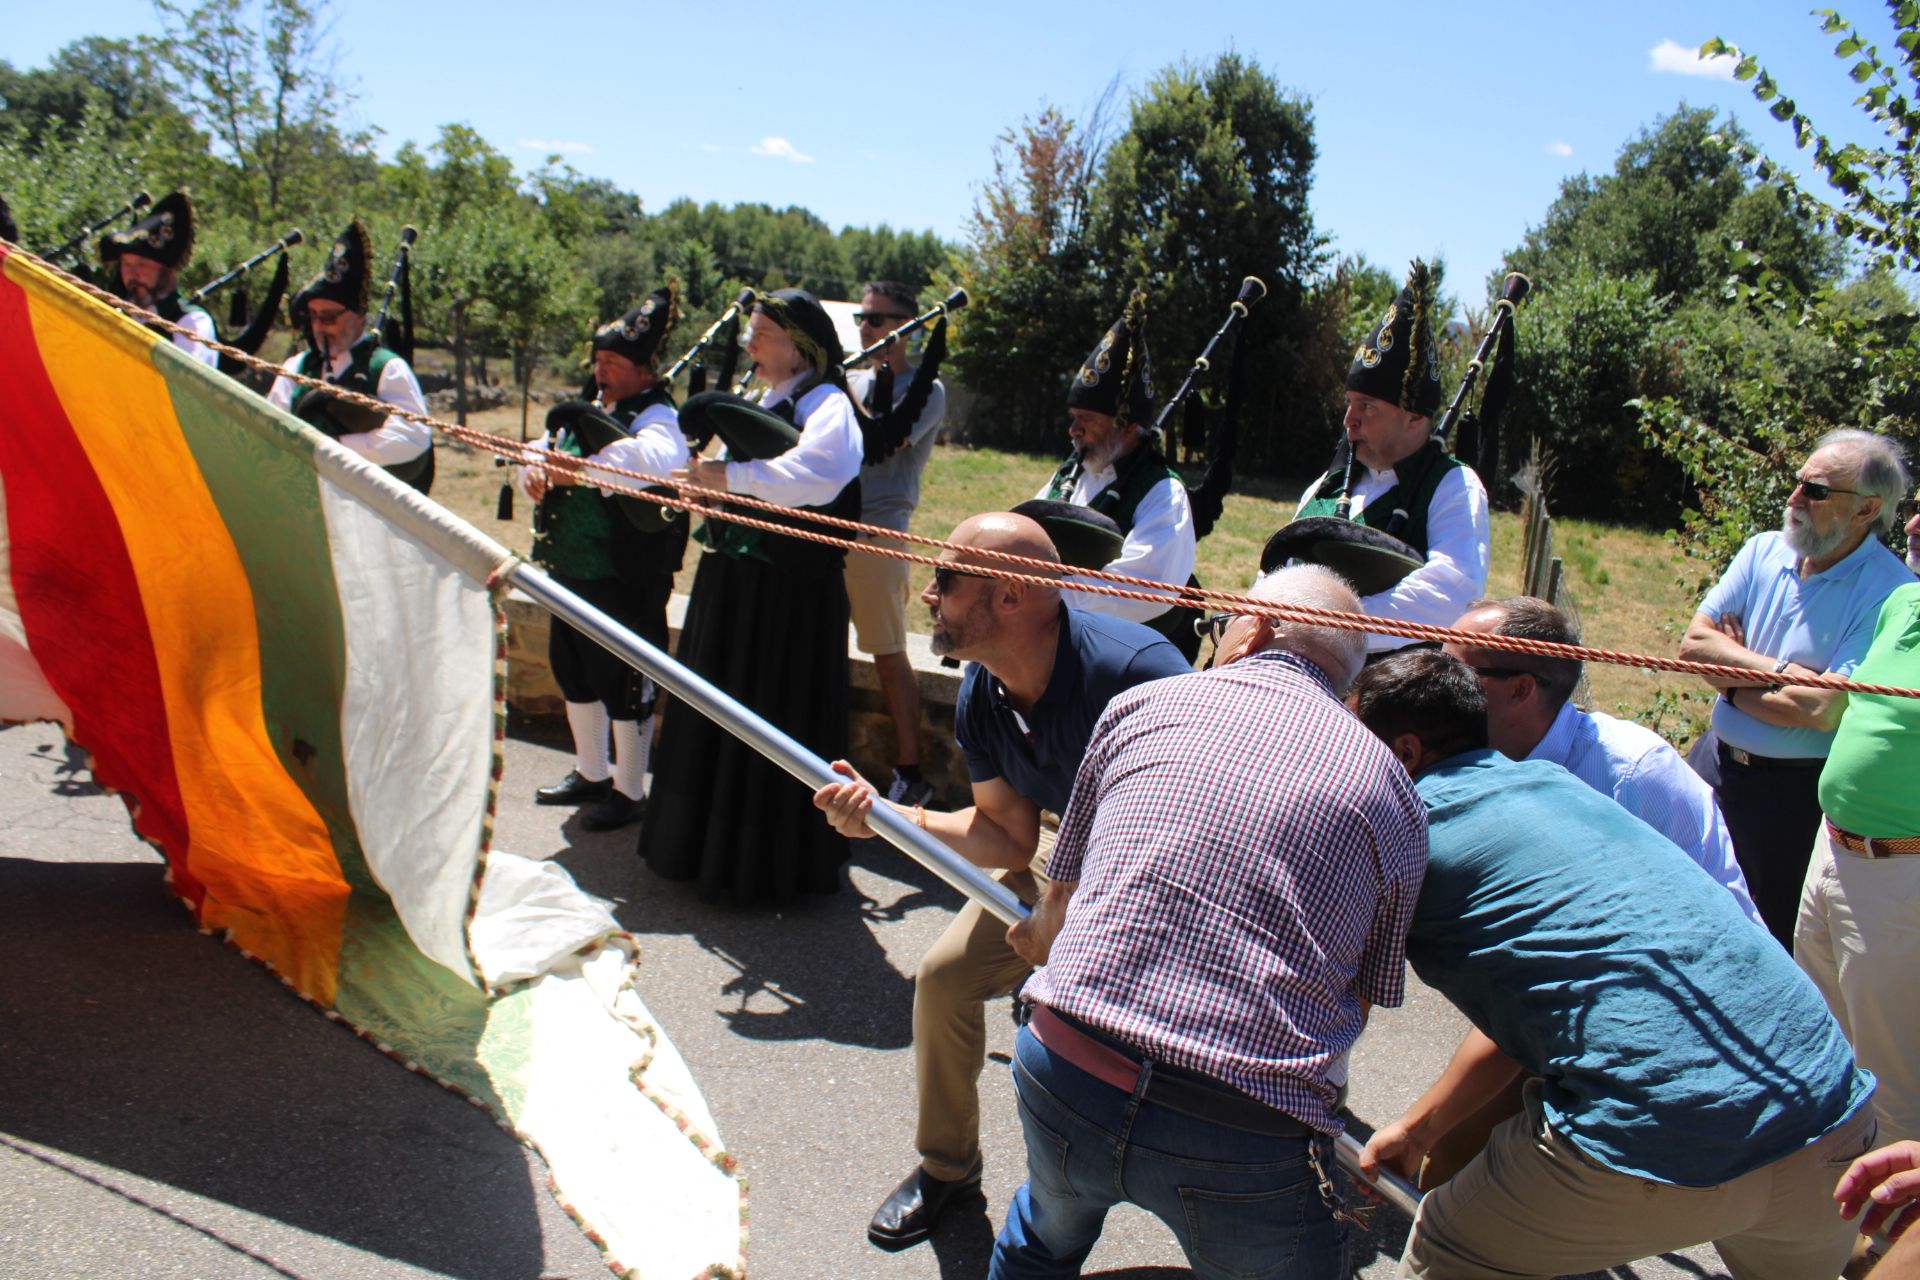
{"left": 886, "top": 772, "right": 935, "bottom": 809}
{"left": 581, "top": 789, "right": 645, "bottom": 831}
{"left": 536, "top": 770, "right": 613, "bottom": 806}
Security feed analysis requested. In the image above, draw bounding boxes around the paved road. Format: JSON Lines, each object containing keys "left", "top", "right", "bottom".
{"left": 0, "top": 716, "right": 1730, "bottom": 1279}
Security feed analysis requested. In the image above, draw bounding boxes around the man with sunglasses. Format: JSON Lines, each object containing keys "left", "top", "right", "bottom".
{"left": 812, "top": 512, "right": 1189, "bottom": 1252}
{"left": 1679, "top": 429, "right": 1913, "bottom": 948}
{"left": 845, "top": 281, "right": 948, "bottom": 810}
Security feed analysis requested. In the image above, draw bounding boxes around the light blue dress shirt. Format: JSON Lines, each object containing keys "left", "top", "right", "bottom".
{"left": 1699, "top": 530, "right": 1914, "bottom": 759}
{"left": 1528, "top": 699, "right": 1764, "bottom": 928}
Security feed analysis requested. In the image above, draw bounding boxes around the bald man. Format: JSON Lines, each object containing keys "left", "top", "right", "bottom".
{"left": 815, "top": 512, "right": 1193, "bottom": 1251}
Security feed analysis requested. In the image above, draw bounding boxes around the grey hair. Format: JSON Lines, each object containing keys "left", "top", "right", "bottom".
{"left": 1248, "top": 564, "right": 1367, "bottom": 694}
{"left": 1815, "top": 429, "right": 1911, "bottom": 533}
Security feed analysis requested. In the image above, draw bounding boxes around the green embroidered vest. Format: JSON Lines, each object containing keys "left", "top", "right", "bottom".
{"left": 1295, "top": 438, "right": 1464, "bottom": 556}
{"left": 535, "top": 386, "right": 682, "bottom": 583}
{"left": 1044, "top": 441, "right": 1181, "bottom": 535}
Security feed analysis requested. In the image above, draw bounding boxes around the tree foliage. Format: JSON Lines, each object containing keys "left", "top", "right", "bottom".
{"left": 1635, "top": 8, "right": 1920, "bottom": 580}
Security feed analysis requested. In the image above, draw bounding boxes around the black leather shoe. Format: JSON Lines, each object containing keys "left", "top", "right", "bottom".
{"left": 866, "top": 1164, "right": 983, "bottom": 1251}
{"left": 581, "top": 789, "right": 645, "bottom": 831}
{"left": 536, "top": 771, "right": 612, "bottom": 806}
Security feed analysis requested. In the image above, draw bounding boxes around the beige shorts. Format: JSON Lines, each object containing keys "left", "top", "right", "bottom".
{"left": 846, "top": 533, "right": 913, "bottom": 656}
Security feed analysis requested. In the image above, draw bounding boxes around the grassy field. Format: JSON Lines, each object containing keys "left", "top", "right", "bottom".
{"left": 432, "top": 408, "right": 1711, "bottom": 744}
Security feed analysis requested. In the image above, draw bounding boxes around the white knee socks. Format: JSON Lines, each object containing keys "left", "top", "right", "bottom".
{"left": 566, "top": 700, "right": 611, "bottom": 781}
{"left": 612, "top": 716, "right": 651, "bottom": 800}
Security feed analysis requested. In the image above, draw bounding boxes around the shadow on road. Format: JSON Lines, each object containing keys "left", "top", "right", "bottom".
{"left": 0, "top": 856, "right": 560, "bottom": 1279}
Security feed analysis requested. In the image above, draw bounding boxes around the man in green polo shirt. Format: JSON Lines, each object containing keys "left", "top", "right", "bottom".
{"left": 1798, "top": 570, "right": 1920, "bottom": 1152}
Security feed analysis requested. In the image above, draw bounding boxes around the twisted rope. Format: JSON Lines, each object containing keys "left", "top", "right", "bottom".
{"left": 16, "top": 241, "right": 1920, "bottom": 702}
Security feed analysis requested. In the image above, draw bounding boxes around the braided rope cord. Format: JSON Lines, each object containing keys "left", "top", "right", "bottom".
{"left": 20, "top": 242, "right": 1920, "bottom": 702}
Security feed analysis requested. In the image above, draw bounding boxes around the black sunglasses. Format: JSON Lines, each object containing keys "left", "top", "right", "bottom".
{"left": 854, "top": 311, "right": 914, "bottom": 327}
{"left": 1467, "top": 665, "right": 1530, "bottom": 680}
{"left": 932, "top": 566, "right": 986, "bottom": 594}
{"left": 1794, "top": 477, "right": 1863, "bottom": 502}
{"left": 1194, "top": 612, "right": 1238, "bottom": 642}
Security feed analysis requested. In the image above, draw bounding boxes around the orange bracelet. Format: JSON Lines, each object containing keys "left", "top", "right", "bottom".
{"left": 913, "top": 804, "right": 928, "bottom": 830}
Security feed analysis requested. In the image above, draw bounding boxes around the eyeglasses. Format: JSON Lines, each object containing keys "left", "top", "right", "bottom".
{"left": 1793, "top": 477, "right": 1863, "bottom": 502}
{"left": 854, "top": 311, "right": 913, "bottom": 327}
{"left": 1194, "top": 612, "right": 1238, "bottom": 642}
{"left": 307, "top": 306, "right": 350, "bottom": 324}
{"left": 932, "top": 566, "right": 986, "bottom": 594}
{"left": 1467, "top": 665, "right": 1530, "bottom": 680}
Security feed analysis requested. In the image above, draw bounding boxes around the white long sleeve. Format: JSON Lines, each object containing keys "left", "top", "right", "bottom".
{"left": 1353, "top": 464, "right": 1490, "bottom": 651}
{"left": 173, "top": 308, "right": 220, "bottom": 369}
{"left": 725, "top": 381, "right": 861, "bottom": 508}
{"left": 1058, "top": 473, "right": 1198, "bottom": 624}
{"left": 596, "top": 402, "right": 688, "bottom": 489}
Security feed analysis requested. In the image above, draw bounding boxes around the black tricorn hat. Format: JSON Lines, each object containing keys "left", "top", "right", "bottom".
{"left": 1260, "top": 517, "right": 1426, "bottom": 597}
{"left": 1011, "top": 499, "right": 1123, "bottom": 572}
{"left": 755, "top": 287, "right": 844, "bottom": 373}
{"left": 1066, "top": 289, "right": 1153, "bottom": 424}
{"left": 593, "top": 284, "right": 677, "bottom": 369}
{"left": 295, "top": 219, "right": 374, "bottom": 315}
{"left": 544, "top": 399, "right": 680, "bottom": 533}
{"left": 1348, "top": 259, "right": 1442, "bottom": 418}
{"left": 678, "top": 390, "right": 802, "bottom": 462}
{"left": 99, "top": 190, "right": 195, "bottom": 269}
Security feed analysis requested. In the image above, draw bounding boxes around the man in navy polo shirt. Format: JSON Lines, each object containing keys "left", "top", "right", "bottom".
{"left": 814, "top": 510, "right": 1191, "bottom": 1251}
{"left": 1680, "top": 429, "right": 1913, "bottom": 947}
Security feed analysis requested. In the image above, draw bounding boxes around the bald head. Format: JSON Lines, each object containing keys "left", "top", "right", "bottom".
{"left": 925, "top": 512, "right": 1064, "bottom": 664}
{"left": 1246, "top": 565, "right": 1367, "bottom": 692}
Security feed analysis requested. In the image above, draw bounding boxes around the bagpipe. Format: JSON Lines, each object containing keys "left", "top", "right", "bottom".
{"left": 40, "top": 190, "right": 151, "bottom": 269}
{"left": 665, "top": 287, "right": 755, "bottom": 396}
{"left": 1260, "top": 272, "right": 1531, "bottom": 594}
{"left": 843, "top": 287, "right": 968, "bottom": 466}
{"left": 187, "top": 228, "right": 303, "bottom": 370}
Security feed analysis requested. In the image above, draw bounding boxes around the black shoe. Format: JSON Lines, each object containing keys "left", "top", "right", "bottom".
{"left": 536, "top": 771, "right": 612, "bottom": 806}
{"left": 581, "top": 789, "right": 645, "bottom": 831}
{"left": 866, "top": 1164, "right": 983, "bottom": 1251}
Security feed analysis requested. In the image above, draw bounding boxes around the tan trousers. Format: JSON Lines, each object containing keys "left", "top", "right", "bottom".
{"left": 1399, "top": 1079, "right": 1877, "bottom": 1279}
{"left": 912, "top": 825, "right": 1054, "bottom": 1181}
{"left": 1798, "top": 827, "right": 1920, "bottom": 1145}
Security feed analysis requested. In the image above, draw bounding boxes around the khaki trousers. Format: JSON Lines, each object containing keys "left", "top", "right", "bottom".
{"left": 912, "top": 826, "right": 1053, "bottom": 1181}
{"left": 1798, "top": 827, "right": 1920, "bottom": 1145}
{"left": 1399, "top": 1078, "right": 1877, "bottom": 1279}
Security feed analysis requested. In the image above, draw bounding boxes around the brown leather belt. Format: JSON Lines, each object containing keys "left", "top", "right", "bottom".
{"left": 1827, "top": 820, "right": 1920, "bottom": 858}
{"left": 1027, "top": 1003, "right": 1315, "bottom": 1138}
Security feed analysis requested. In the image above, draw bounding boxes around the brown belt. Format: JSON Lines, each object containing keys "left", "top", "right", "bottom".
{"left": 1827, "top": 820, "right": 1920, "bottom": 858}
{"left": 1026, "top": 1004, "right": 1314, "bottom": 1138}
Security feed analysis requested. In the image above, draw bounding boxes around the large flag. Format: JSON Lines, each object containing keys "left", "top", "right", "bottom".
{"left": 0, "top": 246, "right": 743, "bottom": 1278}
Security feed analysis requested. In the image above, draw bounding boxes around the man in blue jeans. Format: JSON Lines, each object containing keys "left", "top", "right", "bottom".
{"left": 995, "top": 566, "right": 1430, "bottom": 1279}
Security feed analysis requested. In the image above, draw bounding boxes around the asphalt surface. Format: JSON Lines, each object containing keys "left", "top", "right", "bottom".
{"left": 0, "top": 714, "right": 1733, "bottom": 1280}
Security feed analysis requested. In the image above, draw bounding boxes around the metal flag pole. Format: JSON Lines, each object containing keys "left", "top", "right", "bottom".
{"left": 505, "top": 561, "right": 1425, "bottom": 1221}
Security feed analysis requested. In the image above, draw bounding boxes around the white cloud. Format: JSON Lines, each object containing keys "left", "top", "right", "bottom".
{"left": 750, "top": 136, "right": 815, "bottom": 164}
{"left": 1546, "top": 139, "right": 1574, "bottom": 157}
{"left": 517, "top": 138, "right": 593, "bottom": 154}
{"left": 1649, "top": 38, "right": 1738, "bottom": 80}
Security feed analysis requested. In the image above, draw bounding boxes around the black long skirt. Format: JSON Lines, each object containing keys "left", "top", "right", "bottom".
{"left": 637, "top": 547, "right": 850, "bottom": 904}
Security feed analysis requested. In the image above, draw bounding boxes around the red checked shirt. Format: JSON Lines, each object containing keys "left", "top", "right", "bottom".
{"left": 1023, "top": 649, "right": 1429, "bottom": 1134}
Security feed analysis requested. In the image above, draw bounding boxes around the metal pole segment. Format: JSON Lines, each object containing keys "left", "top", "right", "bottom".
{"left": 506, "top": 562, "right": 1423, "bottom": 1217}
{"left": 505, "top": 563, "right": 1027, "bottom": 925}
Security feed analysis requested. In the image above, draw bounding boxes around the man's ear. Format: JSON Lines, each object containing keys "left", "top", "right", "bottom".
{"left": 1390, "top": 731, "right": 1425, "bottom": 774}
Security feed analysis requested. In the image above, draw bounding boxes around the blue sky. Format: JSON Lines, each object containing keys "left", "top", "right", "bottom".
{"left": 10, "top": 2, "right": 1904, "bottom": 299}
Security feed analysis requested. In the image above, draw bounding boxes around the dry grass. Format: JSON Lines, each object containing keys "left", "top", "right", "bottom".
{"left": 435, "top": 417, "right": 1709, "bottom": 743}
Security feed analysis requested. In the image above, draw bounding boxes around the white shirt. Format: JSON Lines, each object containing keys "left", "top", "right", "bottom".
{"left": 1298, "top": 459, "right": 1491, "bottom": 651}
{"left": 1038, "top": 458, "right": 1198, "bottom": 626}
{"left": 515, "top": 400, "right": 689, "bottom": 498}
{"left": 725, "top": 375, "right": 862, "bottom": 507}
{"left": 172, "top": 306, "right": 220, "bottom": 370}
{"left": 267, "top": 346, "right": 432, "bottom": 465}
{"left": 1527, "top": 698, "right": 1765, "bottom": 928}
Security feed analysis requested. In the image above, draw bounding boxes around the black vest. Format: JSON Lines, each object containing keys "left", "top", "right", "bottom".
{"left": 292, "top": 338, "right": 436, "bottom": 494}
{"left": 701, "top": 378, "right": 862, "bottom": 579}
{"left": 1298, "top": 438, "right": 1464, "bottom": 556}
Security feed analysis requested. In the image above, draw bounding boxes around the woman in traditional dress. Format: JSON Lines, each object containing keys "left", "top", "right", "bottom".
{"left": 637, "top": 289, "right": 863, "bottom": 904}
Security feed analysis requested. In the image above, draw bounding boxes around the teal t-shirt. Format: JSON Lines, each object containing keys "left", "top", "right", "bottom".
{"left": 1820, "top": 582, "right": 1920, "bottom": 837}
{"left": 1410, "top": 751, "right": 1872, "bottom": 1186}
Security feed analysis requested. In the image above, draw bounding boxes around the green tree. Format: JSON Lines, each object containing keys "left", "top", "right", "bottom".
{"left": 1085, "top": 53, "right": 1330, "bottom": 474}
{"left": 1637, "top": 10, "right": 1920, "bottom": 580}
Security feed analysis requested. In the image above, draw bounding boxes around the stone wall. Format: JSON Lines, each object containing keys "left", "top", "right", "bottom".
{"left": 503, "top": 590, "right": 972, "bottom": 807}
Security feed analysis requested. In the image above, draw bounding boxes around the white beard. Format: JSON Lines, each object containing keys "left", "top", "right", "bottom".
{"left": 1782, "top": 507, "right": 1850, "bottom": 562}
